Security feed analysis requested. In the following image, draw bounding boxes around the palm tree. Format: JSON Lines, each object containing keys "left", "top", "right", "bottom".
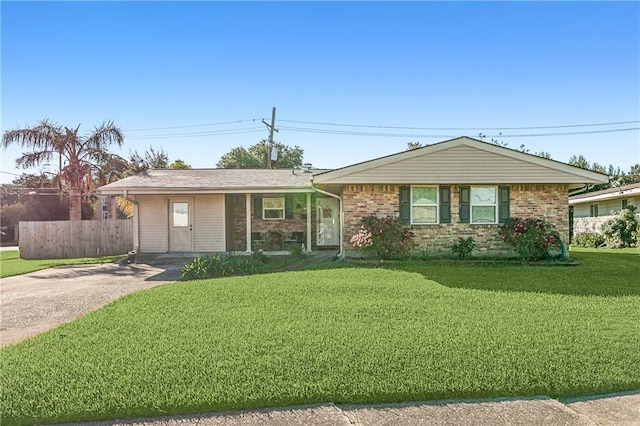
{"left": 2, "top": 119, "right": 124, "bottom": 220}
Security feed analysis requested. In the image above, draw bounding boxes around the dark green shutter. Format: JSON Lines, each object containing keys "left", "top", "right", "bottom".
{"left": 285, "top": 195, "right": 294, "bottom": 219}
{"left": 399, "top": 186, "right": 410, "bottom": 224}
{"left": 253, "top": 195, "right": 262, "bottom": 219}
{"left": 498, "top": 186, "right": 510, "bottom": 224}
{"left": 459, "top": 186, "right": 470, "bottom": 223}
{"left": 440, "top": 186, "right": 451, "bottom": 223}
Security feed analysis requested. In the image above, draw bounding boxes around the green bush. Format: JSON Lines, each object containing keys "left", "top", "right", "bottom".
{"left": 451, "top": 237, "right": 475, "bottom": 260}
{"left": 181, "top": 253, "right": 266, "bottom": 280}
{"left": 349, "top": 215, "right": 415, "bottom": 260}
{"left": 601, "top": 205, "right": 638, "bottom": 248}
{"left": 499, "top": 217, "right": 563, "bottom": 261}
{"left": 573, "top": 232, "right": 605, "bottom": 248}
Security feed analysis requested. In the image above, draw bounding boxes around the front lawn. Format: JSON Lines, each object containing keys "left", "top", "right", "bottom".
{"left": 2, "top": 261, "right": 639, "bottom": 425}
{"left": 0, "top": 250, "right": 124, "bottom": 278}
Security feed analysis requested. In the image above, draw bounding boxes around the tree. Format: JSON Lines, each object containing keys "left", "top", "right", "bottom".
{"left": 217, "top": 140, "right": 304, "bottom": 169}
{"left": 2, "top": 119, "right": 124, "bottom": 220}
{"left": 170, "top": 159, "right": 191, "bottom": 169}
{"left": 568, "top": 155, "right": 590, "bottom": 169}
{"left": 124, "top": 147, "right": 170, "bottom": 176}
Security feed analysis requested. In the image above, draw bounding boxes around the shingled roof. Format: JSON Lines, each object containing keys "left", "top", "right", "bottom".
{"left": 99, "top": 168, "right": 326, "bottom": 194}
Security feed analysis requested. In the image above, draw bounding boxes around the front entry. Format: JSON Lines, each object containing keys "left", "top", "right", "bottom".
{"left": 317, "top": 198, "right": 340, "bottom": 246}
{"left": 169, "top": 199, "right": 193, "bottom": 252}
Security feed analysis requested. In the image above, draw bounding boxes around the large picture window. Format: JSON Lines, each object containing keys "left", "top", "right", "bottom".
{"left": 263, "top": 197, "right": 285, "bottom": 219}
{"left": 411, "top": 186, "right": 438, "bottom": 224}
{"left": 471, "top": 186, "right": 497, "bottom": 223}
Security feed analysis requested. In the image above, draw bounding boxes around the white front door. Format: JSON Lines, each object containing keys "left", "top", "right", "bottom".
{"left": 169, "top": 199, "right": 193, "bottom": 252}
{"left": 317, "top": 198, "right": 340, "bottom": 246}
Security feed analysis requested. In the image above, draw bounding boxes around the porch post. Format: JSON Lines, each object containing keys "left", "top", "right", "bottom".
{"left": 306, "top": 192, "right": 312, "bottom": 252}
{"left": 133, "top": 199, "right": 140, "bottom": 251}
{"left": 245, "top": 193, "right": 252, "bottom": 253}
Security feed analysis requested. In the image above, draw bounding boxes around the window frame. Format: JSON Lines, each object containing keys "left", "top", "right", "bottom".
{"left": 470, "top": 186, "right": 498, "bottom": 224}
{"left": 410, "top": 185, "right": 439, "bottom": 225}
{"left": 590, "top": 204, "right": 599, "bottom": 218}
{"left": 262, "top": 197, "right": 285, "bottom": 220}
{"left": 622, "top": 199, "right": 628, "bottom": 210}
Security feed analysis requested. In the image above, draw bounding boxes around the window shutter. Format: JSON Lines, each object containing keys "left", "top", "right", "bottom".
{"left": 285, "top": 195, "right": 294, "bottom": 219}
{"left": 399, "top": 186, "right": 410, "bottom": 224}
{"left": 253, "top": 195, "right": 262, "bottom": 219}
{"left": 459, "top": 186, "right": 470, "bottom": 223}
{"left": 498, "top": 186, "right": 510, "bottom": 224}
{"left": 440, "top": 186, "right": 451, "bottom": 224}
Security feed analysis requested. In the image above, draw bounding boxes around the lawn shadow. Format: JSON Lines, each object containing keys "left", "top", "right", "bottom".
{"left": 304, "top": 253, "right": 640, "bottom": 297}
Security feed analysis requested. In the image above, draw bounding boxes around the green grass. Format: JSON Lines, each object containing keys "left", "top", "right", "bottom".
{"left": 385, "top": 249, "right": 640, "bottom": 297}
{"left": 0, "top": 250, "right": 124, "bottom": 278}
{"left": 2, "top": 255, "right": 639, "bottom": 425}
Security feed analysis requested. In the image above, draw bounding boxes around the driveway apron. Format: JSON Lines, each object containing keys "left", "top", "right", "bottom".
{"left": 1, "top": 262, "right": 180, "bottom": 347}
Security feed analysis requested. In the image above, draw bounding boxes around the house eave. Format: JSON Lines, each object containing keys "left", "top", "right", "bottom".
{"left": 99, "top": 187, "right": 315, "bottom": 195}
{"left": 313, "top": 136, "right": 609, "bottom": 185}
{"left": 569, "top": 186, "right": 640, "bottom": 205}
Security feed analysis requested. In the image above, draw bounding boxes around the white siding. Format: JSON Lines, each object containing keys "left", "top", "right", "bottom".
{"left": 573, "top": 195, "right": 639, "bottom": 219}
{"left": 322, "top": 145, "right": 597, "bottom": 184}
{"left": 138, "top": 195, "right": 168, "bottom": 253}
{"left": 194, "top": 195, "right": 225, "bottom": 251}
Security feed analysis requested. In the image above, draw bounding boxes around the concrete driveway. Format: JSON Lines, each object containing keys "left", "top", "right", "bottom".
{"left": 1, "top": 262, "right": 180, "bottom": 347}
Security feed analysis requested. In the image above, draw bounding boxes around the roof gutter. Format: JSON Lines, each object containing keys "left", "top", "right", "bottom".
{"left": 310, "top": 178, "right": 344, "bottom": 258}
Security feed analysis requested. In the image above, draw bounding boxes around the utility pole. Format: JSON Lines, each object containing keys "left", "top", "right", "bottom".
{"left": 262, "top": 107, "right": 278, "bottom": 169}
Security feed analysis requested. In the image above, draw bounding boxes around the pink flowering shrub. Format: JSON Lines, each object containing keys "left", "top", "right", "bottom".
{"left": 350, "top": 215, "right": 415, "bottom": 260}
{"left": 498, "top": 217, "right": 563, "bottom": 260}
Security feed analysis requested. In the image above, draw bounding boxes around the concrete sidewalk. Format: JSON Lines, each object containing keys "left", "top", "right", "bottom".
{"left": 63, "top": 392, "right": 640, "bottom": 425}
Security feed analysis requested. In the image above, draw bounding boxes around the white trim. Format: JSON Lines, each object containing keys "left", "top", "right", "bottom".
{"left": 313, "top": 137, "right": 609, "bottom": 185}
{"left": 470, "top": 186, "right": 498, "bottom": 224}
{"left": 245, "top": 194, "right": 252, "bottom": 253}
{"left": 100, "top": 188, "right": 315, "bottom": 196}
{"left": 410, "top": 185, "right": 439, "bottom": 225}
{"left": 262, "top": 197, "right": 285, "bottom": 220}
{"left": 569, "top": 186, "right": 640, "bottom": 205}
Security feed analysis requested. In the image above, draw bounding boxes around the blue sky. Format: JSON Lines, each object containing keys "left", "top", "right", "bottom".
{"left": 2, "top": 1, "right": 639, "bottom": 184}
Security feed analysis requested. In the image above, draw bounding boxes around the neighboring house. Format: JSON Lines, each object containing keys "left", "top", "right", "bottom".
{"left": 569, "top": 182, "right": 640, "bottom": 235}
{"left": 99, "top": 137, "right": 608, "bottom": 256}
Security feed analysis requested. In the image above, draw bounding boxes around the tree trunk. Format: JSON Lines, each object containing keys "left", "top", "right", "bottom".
{"left": 69, "top": 189, "right": 82, "bottom": 221}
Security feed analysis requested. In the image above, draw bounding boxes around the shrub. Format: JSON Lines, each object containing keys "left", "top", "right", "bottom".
{"left": 451, "top": 237, "right": 475, "bottom": 260}
{"left": 573, "top": 232, "right": 605, "bottom": 248}
{"left": 601, "top": 205, "right": 638, "bottom": 248}
{"left": 181, "top": 253, "right": 266, "bottom": 280}
{"left": 349, "top": 215, "right": 415, "bottom": 260}
{"left": 499, "top": 217, "right": 563, "bottom": 261}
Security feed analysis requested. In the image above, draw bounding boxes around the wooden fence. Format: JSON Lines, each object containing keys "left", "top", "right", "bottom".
{"left": 19, "top": 220, "right": 133, "bottom": 259}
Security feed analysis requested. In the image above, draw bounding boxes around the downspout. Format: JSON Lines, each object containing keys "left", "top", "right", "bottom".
{"left": 310, "top": 178, "right": 344, "bottom": 257}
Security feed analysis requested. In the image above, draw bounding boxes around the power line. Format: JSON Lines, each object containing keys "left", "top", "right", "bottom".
{"left": 125, "top": 128, "right": 265, "bottom": 140}
{"left": 277, "top": 125, "right": 640, "bottom": 139}
{"left": 278, "top": 119, "right": 640, "bottom": 131}
{"left": 123, "top": 119, "right": 260, "bottom": 132}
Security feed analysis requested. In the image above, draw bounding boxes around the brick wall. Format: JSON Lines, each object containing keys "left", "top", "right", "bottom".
{"left": 342, "top": 183, "right": 569, "bottom": 257}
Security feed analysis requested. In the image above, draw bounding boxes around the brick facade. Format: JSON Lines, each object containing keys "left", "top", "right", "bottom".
{"left": 342, "top": 183, "right": 569, "bottom": 257}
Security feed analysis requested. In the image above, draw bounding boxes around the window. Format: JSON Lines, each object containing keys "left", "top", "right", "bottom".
{"left": 173, "top": 202, "right": 189, "bottom": 227}
{"left": 263, "top": 197, "right": 285, "bottom": 219}
{"left": 411, "top": 186, "right": 438, "bottom": 224}
{"left": 471, "top": 186, "right": 497, "bottom": 223}
{"left": 590, "top": 204, "right": 599, "bottom": 217}
{"left": 622, "top": 199, "right": 628, "bottom": 210}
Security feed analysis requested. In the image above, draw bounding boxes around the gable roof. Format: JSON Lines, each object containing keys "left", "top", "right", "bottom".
{"left": 313, "top": 136, "right": 609, "bottom": 186}
{"left": 99, "top": 168, "right": 324, "bottom": 195}
{"left": 569, "top": 182, "right": 640, "bottom": 205}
